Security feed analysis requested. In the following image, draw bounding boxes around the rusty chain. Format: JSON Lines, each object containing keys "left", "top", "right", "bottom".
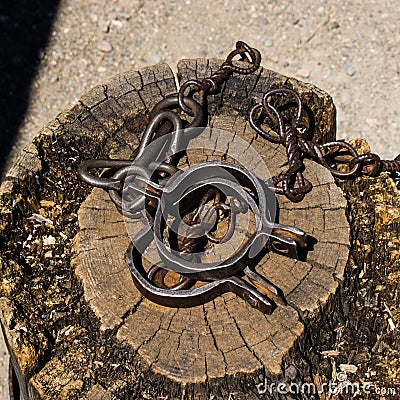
{"left": 249, "top": 87, "right": 400, "bottom": 201}
{"left": 78, "top": 41, "right": 400, "bottom": 314}
{"left": 78, "top": 41, "right": 261, "bottom": 214}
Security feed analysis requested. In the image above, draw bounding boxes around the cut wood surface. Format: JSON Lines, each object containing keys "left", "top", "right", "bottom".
{"left": 73, "top": 118, "right": 348, "bottom": 383}
{"left": 0, "top": 59, "right": 355, "bottom": 399}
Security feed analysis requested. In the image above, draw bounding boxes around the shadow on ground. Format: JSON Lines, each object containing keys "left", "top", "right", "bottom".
{"left": 0, "top": 0, "right": 61, "bottom": 175}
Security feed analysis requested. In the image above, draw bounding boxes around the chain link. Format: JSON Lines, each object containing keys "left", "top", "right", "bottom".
{"left": 249, "top": 87, "right": 400, "bottom": 201}
{"left": 78, "top": 41, "right": 261, "bottom": 212}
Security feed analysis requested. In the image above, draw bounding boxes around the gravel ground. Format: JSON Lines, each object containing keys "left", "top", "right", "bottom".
{"left": 1, "top": 0, "right": 399, "bottom": 398}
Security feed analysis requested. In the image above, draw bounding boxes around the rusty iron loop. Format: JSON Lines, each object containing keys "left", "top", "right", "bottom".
{"left": 78, "top": 159, "right": 178, "bottom": 217}
{"left": 78, "top": 159, "right": 132, "bottom": 191}
{"left": 153, "top": 93, "right": 204, "bottom": 123}
{"left": 349, "top": 152, "right": 382, "bottom": 177}
{"left": 188, "top": 199, "right": 237, "bottom": 245}
{"left": 269, "top": 173, "right": 313, "bottom": 203}
{"left": 178, "top": 41, "right": 261, "bottom": 114}
{"left": 179, "top": 188, "right": 226, "bottom": 253}
{"left": 224, "top": 40, "right": 262, "bottom": 75}
{"left": 177, "top": 80, "right": 205, "bottom": 115}
{"left": 262, "top": 88, "right": 303, "bottom": 137}
{"left": 198, "top": 193, "right": 249, "bottom": 244}
{"left": 249, "top": 88, "right": 302, "bottom": 144}
{"left": 204, "top": 200, "right": 240, "bottom": 244}
{"left": 249, "top": 88, "right": 311, "bottom": 202}
{"left": 249, "top": 103, "right": 281, "bottom": 144}
{"left": 135, "top": 110, "right": 183, "bottom": 164}
{"left": 317, "top": 141, "right": 362, "bottom": 178}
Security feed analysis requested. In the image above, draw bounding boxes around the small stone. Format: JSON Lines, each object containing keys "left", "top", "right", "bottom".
{"left": 43, "top": 235, "right": 56, "bottom": 246}
{"left": 111, "top": 20, "right": 123, "bottom": 28}
{"left": 296, "top": 68, "right": 310, "bottom": 78}
{"left": 97, "top": 40, "right": 113, "bottom": 53}
{"left": 101, "top": 21, "right": 110, "bottom": 33}
{"left": 122, "top": 50, "right": 131, "bottom": 57}
{"left": 89, "top": 13, "right": 98, "bottom": 23}
{"left": 345, "top": 65, "right": 356, "bottom": 76}
{"left": 264, "top": 38, "right": 273, "bottom": 47}
{"left": 120, "top": 12, "right": 131, "bottom": 20}
{"left": 151, "top": 54, "right": 161, "bottom": 63}
{"left": 339, "top": 364, "right": 358, "bottom": 374}
{"left": 331, "top": 21, "right": 340, "bottom": 29}
{"left": 44, "top": 250, "right": 53, "bottom": 258}
{"left": 107, "top": 12, "right": 118, "bottom": 21}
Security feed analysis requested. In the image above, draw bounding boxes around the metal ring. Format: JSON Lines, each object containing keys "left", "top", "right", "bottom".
{"left": 249, "top": 103, "right": 282, "bottom": 144}
{"left": 178, "top": 80, "right": 202, "bottom": 115}
{"left": 150, "top": 94, "right": 204, "bottom": 128}
{"left": 108, "top": 165, "right": 151, "bottom": 217}
{"left": 319, "top": 141, "right": 362, "bottom": 178}
{"left": 262, "top": 88, "right": 303, "bottom": 129}
{"left": 135, "top": 110, "right": 183, "bottom": 161}
{"left": 352, "top": 153, "right": 382, "bottom": 177}
{"left": 205, "top": 202, "right": 238, "bottom": 244}
{"left": 225, "top": 41, "right": 261, "bottom": 74}
{"left": 78, "top": 159, "right": 132, "bottom": 190}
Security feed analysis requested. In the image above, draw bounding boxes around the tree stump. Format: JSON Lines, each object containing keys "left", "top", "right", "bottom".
{"left": 2, "top": 59, "right": 394, "bottom": 399}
